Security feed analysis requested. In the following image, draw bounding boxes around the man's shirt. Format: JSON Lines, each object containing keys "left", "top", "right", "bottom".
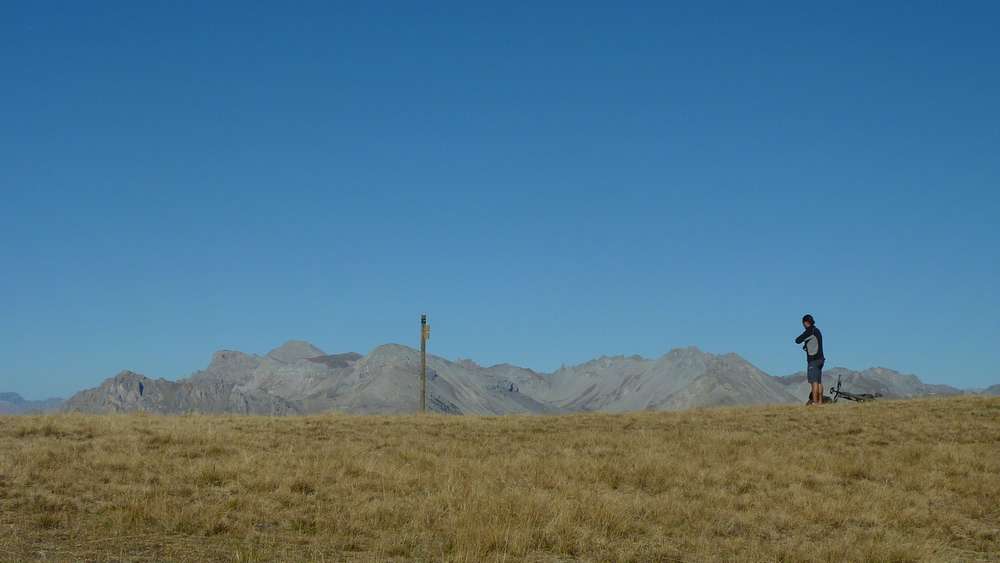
{"left": 795, "top": 326, "right": 825, "bottom": 362}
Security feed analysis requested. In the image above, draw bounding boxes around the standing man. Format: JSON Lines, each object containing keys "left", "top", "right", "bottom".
{"left": 795, "top": 314, "right": 825, "bottom": 405}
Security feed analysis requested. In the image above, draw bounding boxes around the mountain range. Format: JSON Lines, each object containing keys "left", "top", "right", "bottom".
{"left": 23, "top": 340, "right": 981, "bottom": 416}
{"left": 0, "top": 392, "right": 64, "bottom": 415}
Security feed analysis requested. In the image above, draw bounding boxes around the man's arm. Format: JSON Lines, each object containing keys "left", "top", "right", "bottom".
{"left": 795, "top": 326, "right": 814, "bottom": 344}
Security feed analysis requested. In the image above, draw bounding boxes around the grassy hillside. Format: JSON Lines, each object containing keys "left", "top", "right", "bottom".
{"left": 1, "top": 397, "right": 998, "bottom": 562}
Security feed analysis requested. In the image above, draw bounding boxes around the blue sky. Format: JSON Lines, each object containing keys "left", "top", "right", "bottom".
{"left": 2, "top": 2, "right": 998, "bottom": 399}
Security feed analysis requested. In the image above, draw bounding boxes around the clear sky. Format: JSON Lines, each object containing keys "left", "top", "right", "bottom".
{"left": 2, "top": 2, "right": 998, "bottom": 399}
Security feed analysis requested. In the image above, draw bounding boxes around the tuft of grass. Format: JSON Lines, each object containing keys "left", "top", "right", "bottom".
{"left": 289, "top": 479, "right": 316, "bottom": 496}
{"left": 33, "top": 513, "right": 60, "bottom": 530}
{"left": 193, "top": 465, "right": 232, "bottom": 488}
{"left": 0, "top": 396, "right": 997, "bottom": 561}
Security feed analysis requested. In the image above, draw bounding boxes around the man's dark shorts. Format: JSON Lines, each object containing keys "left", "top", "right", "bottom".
{"left": 807, "top": 359, "right": 825, "bottom": 384}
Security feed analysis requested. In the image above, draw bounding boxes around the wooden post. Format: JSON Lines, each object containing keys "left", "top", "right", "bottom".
{"left": 420, "top": 314, "right": 428, "bottom": 413}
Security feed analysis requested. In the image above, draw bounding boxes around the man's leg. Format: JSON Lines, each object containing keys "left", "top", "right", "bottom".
{"left": 816, "top": 362, "right": 824, "bottom": 405}
{"left": 807, "top": 362, "right": 822, "bottom": 405}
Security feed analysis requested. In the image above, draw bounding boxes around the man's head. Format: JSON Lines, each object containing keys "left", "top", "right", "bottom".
{"left": 802, "top": 314, "right": 815, "bottom": 328}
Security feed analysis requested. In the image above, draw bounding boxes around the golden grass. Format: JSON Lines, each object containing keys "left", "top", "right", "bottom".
{"left": 1, "top": 396, "right": 998, "bottom": 562}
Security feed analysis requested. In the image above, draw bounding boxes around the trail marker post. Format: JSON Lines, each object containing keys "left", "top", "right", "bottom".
{"left": 420, "top": 314, "right": 430, "bottom": 413}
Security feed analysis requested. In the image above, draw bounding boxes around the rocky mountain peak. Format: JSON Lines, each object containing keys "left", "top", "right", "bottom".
{"left": 113, "top": 370, "right": 147, "bottom": 382}
{"left": 267, "top": 341, "right": 326, "bottom": 363}
{"left": 664, "top": 346, "right": 708, "bottom": 359}
{"left": 209, "top": 350, "right": 257, "bottom": 368}
{"left": 366, "top": 343, "right": 418, "bottom": 363}
{"left": 654, "top": 346, "right": 713, "bottom": 370}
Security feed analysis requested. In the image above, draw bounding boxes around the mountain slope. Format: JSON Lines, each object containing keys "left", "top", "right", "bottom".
{"left": 652, "top": 353, "right": 799, "bottom": 410}
{"left": 63, "top": 342, "right": 560, "bottom": 415}
{"left": 62, "top": 371, "right": 300, "bottom": 415}
{"left": 777, "top": 367, "right": 965, "bottom": 401}
{"left": 541, "top": 348, "right": 798, "bottom": 412}
{"left": 0, "top": 392, "right": 63, "bottom": 414}
{"left": 300, "top": 344, "right": 561, "bottom": 415}
{"left": 266, "top": 340, "right": 327, "bottom": 364}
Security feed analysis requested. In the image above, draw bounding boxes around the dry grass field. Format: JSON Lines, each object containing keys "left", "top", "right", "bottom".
{"left": 1, "top": 397, "right": 998, "bottom": 562}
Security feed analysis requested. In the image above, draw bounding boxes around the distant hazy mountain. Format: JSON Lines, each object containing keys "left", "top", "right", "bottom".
{"left": 0, "top": 392, "right": 63, "bottom": 414}
{"left": 539, "top": 347, "right": 798, "bottom": 411}
{"left": 62, "top": 370, "right": 299, "bottom": 415}
{"left": 777, "top": 367, "right": 964, "bottom": 401}
{"left": 59, "top": 341, "right": 984, "bottom": 415}
{"left": 63, "top": 341, "right": 558, "bottom": 415}
{"left": 983, "top": 384, "right": 1000, "bottom": 396}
